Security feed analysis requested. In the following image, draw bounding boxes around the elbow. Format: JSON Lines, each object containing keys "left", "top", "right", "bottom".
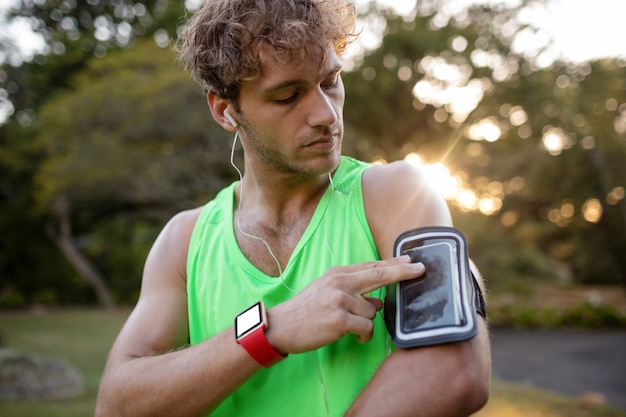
{"left": 94, "top": 381, "right": 108, "bottom": 417}
{"left": 95, "top": 379, "right": 126, "bottom": 417}
{"left": 94, "top": 399, "right": 111, "bottom": 417}
{"left": 95, "top": 390, "right": 115, "bottom": 417}
{"left": 455, "top": 367, "right": 490, "bottom": 415}
{"left": 94, "top": 402, "right": 109, "bottom": 417}
{"left": 456, "top": 318, "right": 492, "bottom": 414}
{"left": 450, "top": 345, "right": 491, "bottom": 415}
{"left": 95, "top": 394, "right": 129, "bottom": 417}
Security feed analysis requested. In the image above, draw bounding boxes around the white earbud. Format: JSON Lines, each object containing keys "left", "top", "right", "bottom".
{"left": 223, "top": 109, "right": 238, "bottom": 128}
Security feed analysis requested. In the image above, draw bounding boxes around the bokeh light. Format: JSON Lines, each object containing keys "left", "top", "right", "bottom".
{"left": 582, "top": 198, "right": 603, "bottom": 223}
{"left": 403, "top": 152, "right": 511, "bottom": 217}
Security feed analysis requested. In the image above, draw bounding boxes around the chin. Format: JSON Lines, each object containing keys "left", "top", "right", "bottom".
{"left": 312, "top": 152, "right": 342, "bottom": 175}
{"left": 290, "top": 146, "right": 342, "bottom": 176}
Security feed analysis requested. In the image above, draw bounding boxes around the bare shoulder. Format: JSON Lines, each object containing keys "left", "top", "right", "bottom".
{"left": 362, "top": 160, "right": 452, "bottom": 258}
{"left": 363, "top": 159, "right": 430, "bottom": 193}
{"left": 145, "top": 206, "right": 204, "bottom": 282}
{"left": 158, "top": 206, "right": 204, "bottom": 251}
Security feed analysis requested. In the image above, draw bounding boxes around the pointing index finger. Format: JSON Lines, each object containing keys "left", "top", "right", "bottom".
{"left": 345, "top": 256, "right": 425, "bottom": 295}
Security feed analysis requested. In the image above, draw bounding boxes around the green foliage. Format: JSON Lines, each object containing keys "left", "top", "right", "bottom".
{"left": 1, "top": 0, "right": 625, "bottom": 307}
{"left": 490, "top": 303, "right": 626, "bottom": 329}
{"left": 86, "top": 218, "right": 160, "bottom": 304}
{"left": 560, "top": 303, "right": 626, "bottom": 328}
{"left": 4, "top": 0, "right": 188, "bottom": 118}
{"left": 345, "top": 2, "right": 626, "bottom": 288}
{"left": 450, "top": 208, "right": 558, "bottom": 292}
{"left": 0, "top": 287, "right": 26, "bottom": 310}
{"left": 0, "top": 120, "right": 92, "bottom": 307}
{"left": 29, "top": 40, "right": 236, "bottom": 304}
{"left": 1, "top": 1, "right": 196, "bottom": 306}
{"left": 35, "top": 39, "right": 234, "bottom": 217}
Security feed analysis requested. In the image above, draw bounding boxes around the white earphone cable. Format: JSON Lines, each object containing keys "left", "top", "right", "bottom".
{"left": 229, "top": 130, "right": 332, "bottom": 416}
{"left": 230, "top": 131, "right": 297, "bottom": 293}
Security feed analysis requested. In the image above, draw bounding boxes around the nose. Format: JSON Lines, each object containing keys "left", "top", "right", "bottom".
{"left": 307, "top": 87, "right": 340, "bottom": 128}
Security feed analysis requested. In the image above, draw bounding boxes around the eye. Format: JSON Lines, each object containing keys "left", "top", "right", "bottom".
{"left": 274, "top": 92, "right": 299, "bottom": 105}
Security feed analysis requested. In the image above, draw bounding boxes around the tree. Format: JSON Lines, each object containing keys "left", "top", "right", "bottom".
{"left": 0, "top": 0, "right": 196, "bottom": 307}
{"left": 1, "top": 0, "right": 624, "bottom": 308}
{"left": 344, "top": 1, "right": 626, "bottom": 287}
{"left": 33, "top": 40, "right": 235, "bottom": 306}
{"left": 3, "top": 0, "right": 187, "bottom": 117}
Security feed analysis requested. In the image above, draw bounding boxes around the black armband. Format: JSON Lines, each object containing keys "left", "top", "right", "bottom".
{"left": 384, "top": 226, "right": 484, "bottom": 348}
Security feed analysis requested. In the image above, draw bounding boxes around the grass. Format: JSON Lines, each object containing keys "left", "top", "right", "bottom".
{"left": 1, "top": 308, "right": 625, "bottom": 417}
{"left": 476, "top": 381, "right": 626, "bottom": 417}
{"left": 0, "top": 308, "right": 129, "bottom": 417}
{"left": 488, "top": 282, "right": 626, "bottom": 329}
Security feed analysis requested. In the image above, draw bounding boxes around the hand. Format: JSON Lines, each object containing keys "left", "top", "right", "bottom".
{"left": 266, "top": 256, "right": 425, "bottom": 354}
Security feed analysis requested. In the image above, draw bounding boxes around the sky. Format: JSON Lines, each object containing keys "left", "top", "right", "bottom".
{"left": 369, "top": 0, "right": 626, "bottom": 64}
{"left": 502, "top": 0, "right": 626, "bottom": 63}
{"left": 1, "top": 0, "right": 626, "bottom": 64}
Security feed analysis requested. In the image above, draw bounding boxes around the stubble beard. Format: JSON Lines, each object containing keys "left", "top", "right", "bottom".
{"left": 240, "top": 120, "right": 343, "bottom": 178}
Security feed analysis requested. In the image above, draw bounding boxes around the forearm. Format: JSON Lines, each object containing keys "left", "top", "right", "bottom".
{"left": 95, "top": 330, "right": 260, "bottom": 417}
{"left": 347, "top": 319, "right": 491, "bottom": 417}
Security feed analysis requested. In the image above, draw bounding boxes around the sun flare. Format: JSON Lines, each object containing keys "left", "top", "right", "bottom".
{"left": 403, "top": 152, "right": 509, "bottom": 217}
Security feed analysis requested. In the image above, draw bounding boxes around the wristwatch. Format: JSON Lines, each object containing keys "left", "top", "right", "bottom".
{"left": 235, "top": 301, "right": 287, "bottom": 367}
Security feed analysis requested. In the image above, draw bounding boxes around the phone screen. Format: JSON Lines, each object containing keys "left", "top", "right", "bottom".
{"left": 400, "top": 242, "right": 461, "bottom": 332}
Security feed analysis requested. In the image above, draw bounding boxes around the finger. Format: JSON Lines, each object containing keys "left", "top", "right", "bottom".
{"left": 345, "top": 260, "right": 425, "bottom": 295}
{"left": 333, "top": 255, "right": 413, "bottom": 275}
{"left": 347, "top": 315, "right": 375, "bottom": 344}
{"left": 345, "top": 295, "right": 379, "bottom": 320}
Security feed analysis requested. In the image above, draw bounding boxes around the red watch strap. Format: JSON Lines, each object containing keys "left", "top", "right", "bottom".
{"left": 238, "top": 324, "right": 286, "bottom": 368}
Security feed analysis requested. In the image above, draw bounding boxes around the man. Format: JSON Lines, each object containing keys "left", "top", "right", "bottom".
{"left": 95, "top": 1, "right": 491, "bottom": 416}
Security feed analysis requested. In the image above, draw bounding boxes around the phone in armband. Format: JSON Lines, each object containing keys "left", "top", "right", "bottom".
{"left": 384, "top": 226, "right": 485, "bottom": 348}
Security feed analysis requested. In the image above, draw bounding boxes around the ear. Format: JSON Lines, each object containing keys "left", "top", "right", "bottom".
{"left": 207, "top": 92, "right": 237, "bottom": 132}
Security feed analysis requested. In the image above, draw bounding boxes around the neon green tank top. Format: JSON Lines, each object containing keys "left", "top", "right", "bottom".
{"left": 187, "top": 156, "right": 389, "bottom": 417}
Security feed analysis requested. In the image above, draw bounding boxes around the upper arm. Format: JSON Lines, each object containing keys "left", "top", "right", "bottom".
{"left": 363, "top": 161, "right": 452, "bottom": 259}
{"left": 354, "top": 161, "right": 491, "bottom": 415}
{"left": 105, "top": 208, "right": 202, "bottom": 366}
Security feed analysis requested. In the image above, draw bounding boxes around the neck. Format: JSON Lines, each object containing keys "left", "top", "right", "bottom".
{"left": 234, "top": 172, "right": 334, "bottom": 277}
{"left": 238, "top": 171, "right": 330, "bottom": 223}
{"left": 229, "top": 132, "right": 338, "bottom": 276}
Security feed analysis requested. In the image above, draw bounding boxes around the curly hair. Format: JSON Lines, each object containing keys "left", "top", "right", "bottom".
{"left": 176, "top": 0, "right": 357, "bottom": 106}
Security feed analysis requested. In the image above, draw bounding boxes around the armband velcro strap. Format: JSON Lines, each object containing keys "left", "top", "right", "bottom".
{"left": 471, "top": 271, "right": 487, "bottom": 319}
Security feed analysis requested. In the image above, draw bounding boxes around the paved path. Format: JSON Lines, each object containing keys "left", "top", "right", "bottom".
{"left": 491, "top": 329, "right": 626, "bottom": 410}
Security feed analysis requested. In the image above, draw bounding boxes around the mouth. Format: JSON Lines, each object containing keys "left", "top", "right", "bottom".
{"left": 305, "top": 133, "right": 339, "bottom": 149}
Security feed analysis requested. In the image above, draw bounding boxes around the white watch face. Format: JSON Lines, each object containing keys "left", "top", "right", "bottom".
{"left": 236, "top": 302, "right": 263, "bottom": 339}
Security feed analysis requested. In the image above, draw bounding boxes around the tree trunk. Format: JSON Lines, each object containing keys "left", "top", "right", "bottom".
{"left": 48, "top": 198, "right": 115, "bottom": 310}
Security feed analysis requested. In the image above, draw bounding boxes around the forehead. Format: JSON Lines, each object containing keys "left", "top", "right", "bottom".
{"left": 248, "top": 44, "right": 342, "bottom": 92}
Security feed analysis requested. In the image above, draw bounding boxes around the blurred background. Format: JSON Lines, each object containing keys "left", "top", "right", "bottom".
{"left": 1, "top": 0, "right": 625, "bottom": 416}
{"left": 1, "top": 0, "right": 624, "bottom": 322}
